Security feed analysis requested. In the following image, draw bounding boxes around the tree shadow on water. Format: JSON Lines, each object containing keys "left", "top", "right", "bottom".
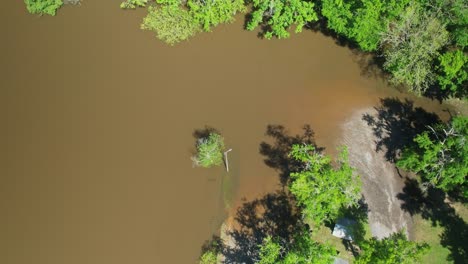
{"left": 362, "top": 98, "right": 441, "bottom": 162}
{"left": 259, "top": 124, "right": 323, "bottom": 186}
{"left": 193, "top": 126, "right": 220, "bottom": 140}
{"left": 223, "top": 190, "right": 303, "bottom": 264}
{"left": 397, "top": 178, "right": 468, "bottom": 263}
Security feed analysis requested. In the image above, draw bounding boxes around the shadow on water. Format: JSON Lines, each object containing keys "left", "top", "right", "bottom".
{"left": 193, "top": 126, "right": 221, "bottom": 140}
{"left": 214, "top": 190, "right": 303, "bottom": 264}
{"left": 398, "top": 178, "right": 468, "bottom": 263}
{"left": 362, "top": 97, "right": 441, "bottom": 162}
{"left": 259, "top": 124, "right": 323, "bottom": 186}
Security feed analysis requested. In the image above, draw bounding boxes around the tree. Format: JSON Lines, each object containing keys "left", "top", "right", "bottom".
{"left": 436, "top": 49, "right": 468, "bottom": 96}
{"left": 426, "top": 0, "right": 468, "bottom": 48}
{"left": 321, "top": 0, "right": 410, "bottom": 51}
{"left": 289, "top": 144, "right": 361, "bottom": 227}
{"left": 192, "top": 133, "right": 225, "bottom": 168}
{"left": 188, "top": 0, "right": 246, "bottom": 32}
{"left": 141, "top": 4, "right": 201, "bottom": 45}
{"left": 257, "top": 231, "right": 336, "bottom": 264}
{"left": 380, "top": 2, "right": 449, "bottom": 94}
{"left": 355, "top": 231, "right": 429, "bottom": 264}
{"left": 24, "top": 0, "right": 63, "bottom": 16}
{"left": 397, "top": 116, "right": 468, "bottom": 197}
{"left": 246, "top": 0, "right": 318, "bottom": 39}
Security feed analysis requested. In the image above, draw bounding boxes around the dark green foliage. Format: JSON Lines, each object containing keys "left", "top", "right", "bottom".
{"left": 289, "top": 144, "right": 361, "bottom": 227}
{"left": 397, "top": 116, "right": 468, "bottom": 197}
{"left": 258, "top": 231, "right": 336, "bottom": 264}
{"left": 355, "top": 231, "right": 429, "bottom": 264}
{"left": 246, "top": 0, "right": 318, "bottom": 39}
{"left": 321, "top": 0, "right": 410, "bottom": 51}
{"left": 426, "top": 0, "right": 468, "bottom": 48}
{"left": 24, "top": 0, "right": 63, "bottom": 15}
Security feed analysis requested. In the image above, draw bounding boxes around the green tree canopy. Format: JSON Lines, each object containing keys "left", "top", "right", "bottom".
{"left": 380, "top": 2, "right": 449, "bottom": 94}
{"left": 321, "top": 0, "right": 410, "bottom": 51}
{"left": 355, "top": 231, "right": 429, "bottom": 264}
{"left": 258, "top": 231, "right": 336, "bottom": 264}
{"left": 246, "top": 0, "right": 318, "bottom": 39}
{"left": 289, "top": 144, "right": 361, "bottom": 227}
{"left": 397, "top": 116, "right": 468, "bottom": 197}
{"left": 24, "top": 0, "right": 63, "bottom": 15}
{"left": 436, "top": 49, "right": 468, "bottom": 96}
{"left": 188, "top": 0, "right": 246, "bottom": 32}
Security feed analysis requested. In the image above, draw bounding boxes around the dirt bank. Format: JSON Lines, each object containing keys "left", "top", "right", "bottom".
{"left": 340, "top": 108, "right": 413, "bottom": 239}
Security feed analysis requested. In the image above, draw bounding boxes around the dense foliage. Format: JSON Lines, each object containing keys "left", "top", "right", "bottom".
{"left": 192, "top": 133, "right": 225, "bottom": 168}
{"left": 246, "top": 0, "right": 318, "bottom": 39}
{"left": 289, "top": 144, "right": 361, "bottom": 226}
{"left": 24, "top": 0, "right": 63, "bottom": 15}
{"left": 257, "top": 232, "right": 336, "bottom": 264}
{"left": 321, "top": 0, "right": 410, "bottom": 51}
{"left": 397, "top": 116, "right": 468, "bottom": 197}
{"left": 355, "top": 231, "right": 429, "bottom": 264}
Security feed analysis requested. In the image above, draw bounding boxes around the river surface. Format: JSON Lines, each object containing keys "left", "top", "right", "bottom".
{"left": 1, "top": 1, "right": 450, "bottom": 264}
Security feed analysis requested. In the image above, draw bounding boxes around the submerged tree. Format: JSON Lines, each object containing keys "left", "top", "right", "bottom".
{"left": 289, "top": 144, "right": 361, "bottom": 227}
{"left": 192, "top": 133, "right": 225, "bottom": 168}
{"left": 397, "top": 116, "right": 468, "bottom": 197}
{"left": 355, "top": 231, "right": 429, "bottom": 264}
{"left": 141, "top": 4, "right": 201, "bottom": 45}
{"left": 123, "top": 0, "right": 245, "bottom": 44}
{"left": 24, "top": 0, "right": 63, "bottom": 15}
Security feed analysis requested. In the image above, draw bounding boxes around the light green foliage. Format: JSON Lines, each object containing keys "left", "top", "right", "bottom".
{"left": 380, "top": 2, "right": 449, "bottom": 94}
{"left": 321, "top": 0, "right": 409, "bottom": 51}
{"left": 397, "top": 116, "right": 468, "bottom": 197}
{"left": 289, "top": 144, "right": 361, "bottom": 227}
{"left": 246, "top": 0, "right": 318, "bottom": 39}
{"left": 258, "top": 236, "right": 282, "bottom": 264}
{"left": 437, "top": 50, "right": 468, "bottom": 94}
{"left": 199, "top": 250, "right": 218, "bottom": 264}
{"left": 258, "top": 232, "right": 336, "bottom": 264}
{"left": 188, "top": 0, "right": 246, "bottom": 31}
{"left": 192, "top": 133, "right": 225, "bottom": 168}
{"left": 141, "top": 5, "right": 201, "bottom": 45}
{"left": 120, "top": 0, "right": 149, "bottom": 9}
{"left": 355, "top": 231, "right": 429, "bottom": 264}
{"left": 24, "top": 0, "right": 63, "bottom": 16}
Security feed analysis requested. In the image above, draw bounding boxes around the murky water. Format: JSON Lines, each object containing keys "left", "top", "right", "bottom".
{"left": 1, "top": 1, "right": 450, "bottom": 264}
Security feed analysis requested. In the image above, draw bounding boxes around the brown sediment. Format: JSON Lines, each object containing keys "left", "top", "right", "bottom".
{"left": 0, "top": 1, "right": 450, "bottom": 263}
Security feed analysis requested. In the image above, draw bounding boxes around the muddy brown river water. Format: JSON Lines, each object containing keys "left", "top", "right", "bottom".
{"left": 1, "top": 1, "right": 451, "bottom": 264}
